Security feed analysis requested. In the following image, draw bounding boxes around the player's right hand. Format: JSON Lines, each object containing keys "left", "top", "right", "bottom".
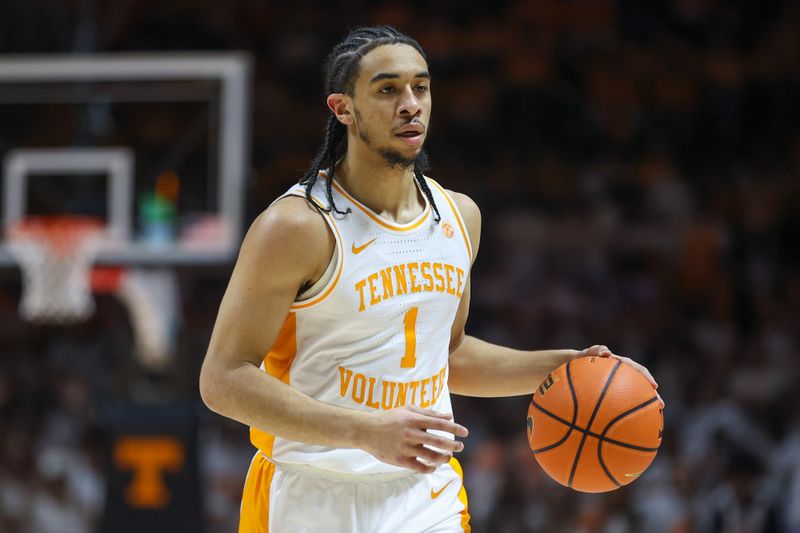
{"left": 359, "top": 404, "right": 469, "bottom": 474}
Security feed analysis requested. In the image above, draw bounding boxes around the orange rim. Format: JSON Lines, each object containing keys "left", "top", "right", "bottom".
{"left": 7, "top": 215, "right": 105, "bottom": 256}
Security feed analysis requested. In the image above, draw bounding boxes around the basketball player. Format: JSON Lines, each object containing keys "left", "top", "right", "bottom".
{"left": 199, "top": 26, "right": 661, "bottom": 532}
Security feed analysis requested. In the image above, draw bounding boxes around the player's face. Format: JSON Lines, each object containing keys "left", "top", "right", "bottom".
{"left": 350, "top": 44, "right": 431, "bottom": 168}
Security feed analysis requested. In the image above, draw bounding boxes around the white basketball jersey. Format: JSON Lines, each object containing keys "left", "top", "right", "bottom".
{"left": 250, "top": 171, "right": 473, "bottom": 475}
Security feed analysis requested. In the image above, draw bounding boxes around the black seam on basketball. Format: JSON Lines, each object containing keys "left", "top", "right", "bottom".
{"left": 597, "top": 396, "right": 660, "bottom": 450}
{"left": 566, "top": 358, "right": 579, "bottom": 432}
{"left": 598, "top": 396, "right": 659, "bottom": 437}
{"left": 532, "top": 432, "right": 572, "bottom": 454}
{"left": 568, "top": 359, "right": 622, "bottom": 488}
{"left": 530, "top": 399, "right": 574, "bottom": 428}
{"left": 599, "top": 436, "right": 660, "bottom": 452}
{"left": 530, "top": 400, "right": 660, "bottom": 452}
{"left": 597, "top": 396, "right": 660, "bottom": 487}
{"left": 597, "top": 441, "right": 622, "bottom": 488}
{"left": 531, "top": 361, "right": 580, "bottom": 454}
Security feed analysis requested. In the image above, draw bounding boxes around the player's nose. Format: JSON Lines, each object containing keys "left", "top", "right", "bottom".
{"left": 396, "top": 86, "right": 421, "bottom": 117}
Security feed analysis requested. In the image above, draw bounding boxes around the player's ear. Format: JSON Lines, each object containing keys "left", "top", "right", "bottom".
{"left": 327, "top": 93, "right": 353, "bottom": 126}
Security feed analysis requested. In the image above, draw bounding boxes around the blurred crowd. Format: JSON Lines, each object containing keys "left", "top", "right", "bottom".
{"left": 2, "top": 0, "right": 800, "bottom": 532}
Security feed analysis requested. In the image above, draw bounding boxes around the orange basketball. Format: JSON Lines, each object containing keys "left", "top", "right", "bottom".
{"left": 526, "top": 356, "right": 663, "bottom": 493}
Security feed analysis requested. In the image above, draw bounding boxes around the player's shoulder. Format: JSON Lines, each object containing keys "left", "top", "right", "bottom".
{"left": 256, "top": 193, "right": 328, "bottom": 234}
{"left": 426, "top": 177, "right": 478, "bottom": 219}
{"left": 437, "top": 186, "right": 481, "bottom": 259}
{"left": 445, "top": 190, "right": 480, "bottom": 223}
{"left": 440, "top": 187, "right": 481, "bottom": 233}
{"left": 243, "top": 193, "right": 334, "bottom": 266}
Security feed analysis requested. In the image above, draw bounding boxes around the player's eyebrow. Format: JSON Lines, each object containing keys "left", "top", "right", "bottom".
{"left": 369, "top": 71, "right": 430, "bottom": 84}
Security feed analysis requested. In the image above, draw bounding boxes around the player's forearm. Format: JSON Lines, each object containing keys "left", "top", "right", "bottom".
{"left": 448, "top": 335, "right": 578, "bottom": 397}
{"left": 200, "top": 360, "right": 367, "bottom": 449}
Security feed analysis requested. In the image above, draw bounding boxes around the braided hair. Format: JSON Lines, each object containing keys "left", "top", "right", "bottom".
{"left": 299, "top": 26, "right": 441, "bottom": 223}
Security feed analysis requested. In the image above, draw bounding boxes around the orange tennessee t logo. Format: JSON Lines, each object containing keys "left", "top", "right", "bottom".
{"left": 352, "top": 238, "right": 377, "bottom": 255}
{"left": 431, "top": 479, "right": 454, "bottom": 499}
{"left": 114, "top": 436, "right": 185, "bottom": 508}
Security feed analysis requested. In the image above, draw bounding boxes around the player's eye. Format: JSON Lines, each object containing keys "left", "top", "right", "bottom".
{"left": 415, "top": 84, "right": 429, "bottom": 92}
{"left": 380, "top": 86, "right": 395, "bottom": 94}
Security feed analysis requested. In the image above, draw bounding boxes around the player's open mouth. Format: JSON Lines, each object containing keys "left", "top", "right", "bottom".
{"left": 396, "top": 132, "right": 424, "bottom": 146}
{"left": 396, "top": 126, "right": 425, "bottom": 145}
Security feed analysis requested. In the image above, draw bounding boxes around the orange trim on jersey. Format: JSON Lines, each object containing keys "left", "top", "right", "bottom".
{"left": 428, "top": 179, "right": 473, "bottom": 262}
{"left": 250, "top": 313, "right": 297, "bottom": 457}
{"left": 239, "top": 452, "right": 275, "bottom": 533}
{"left": 450, "top": 457, "right": 471, "bottom": 532}
{"left": 329, "top": 178, "right": 431, "bottom": 232}
{"left": 290, "top": 195, "right": 345, "bottom": 310}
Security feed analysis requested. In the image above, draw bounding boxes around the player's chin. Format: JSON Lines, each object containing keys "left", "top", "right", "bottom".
{"left": 380, "top": 142, "right": 424, "bottom": 168}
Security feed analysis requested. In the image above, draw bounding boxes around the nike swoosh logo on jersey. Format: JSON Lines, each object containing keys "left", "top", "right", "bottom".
{"left": 431, "top": 479, "right": 454, "bottom": 499}
{"left": 351, "top": 238, "right": 377, "bottom": 255}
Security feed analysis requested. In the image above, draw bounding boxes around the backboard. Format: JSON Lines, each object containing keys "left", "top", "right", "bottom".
{"left": 0, "top": 53, "right": 251, "bottom": 266}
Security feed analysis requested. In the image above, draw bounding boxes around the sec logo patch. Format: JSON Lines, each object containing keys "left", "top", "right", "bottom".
{"left": 441, "top": 222, "right": 455, "bottom": 239}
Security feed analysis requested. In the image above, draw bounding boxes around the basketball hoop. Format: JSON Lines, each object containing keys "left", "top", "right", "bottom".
{"left": 6, "top": 216, "right": 106, "bottom": 324}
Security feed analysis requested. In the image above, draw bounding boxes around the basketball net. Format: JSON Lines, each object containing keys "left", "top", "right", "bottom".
{"left": 6, "top": 216, "right": 106, "bottom": 324}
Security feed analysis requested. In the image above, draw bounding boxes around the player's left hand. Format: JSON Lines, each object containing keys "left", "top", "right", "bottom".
{"left": 577, "top": 345, "right": 665, "bottom": 408}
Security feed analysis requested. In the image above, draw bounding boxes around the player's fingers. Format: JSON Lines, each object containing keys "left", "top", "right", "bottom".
{"left": 634, "top": 363, "right": 658, "bottom": 389}
{"left": 423, "top": 417, "right": 469, "bottom": 438}
{"left": 412, "top": 459, "right": 437, "bottom": 475}
{"left": 656, "top": 391, "right": 665, "bottom": 409}
{"left": 592, "top": 345, "right": 612, "bottom": 357}
{"left": 414, "top": 445, "right": 452, "bottom": 466}
{"left": 611, "top": 355, "right": 659, "bottom": 389}
{"left": 418, "top": 433, "right": 465, "bottom": 453}
{"left": 400, "top": 457, "right": 436, "bottom": 474}
{"left": 579, "top": 344, "right": 611, "bottom": 358}
{"left": 406, "top": 404, "right": 453, "bottom": 420}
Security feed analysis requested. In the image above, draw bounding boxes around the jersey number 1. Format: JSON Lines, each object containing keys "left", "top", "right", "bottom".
{"left": 400, "top": 307, "right": 418, "bottom": 368}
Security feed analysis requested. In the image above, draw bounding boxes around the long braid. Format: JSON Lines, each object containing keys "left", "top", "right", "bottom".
{"left": 299, "top": 26, "right": 441, "bottom": 222}
{"left": 301, "top": 115, "right": 350, "bottom": 215}
{"left": 414, "top": 168, "right": 441, "bottom": 223}
{"left": 325, "top": 117, "right": 348, "bottom": 215}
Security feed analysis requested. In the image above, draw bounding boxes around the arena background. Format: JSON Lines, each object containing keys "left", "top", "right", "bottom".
{"left": 1, "top": 1, "right": 799, "bottom": 532}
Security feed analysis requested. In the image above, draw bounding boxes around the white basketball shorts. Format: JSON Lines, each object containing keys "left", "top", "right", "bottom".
{"left": 239, "top": 452, "right": 470, "bottom": 532}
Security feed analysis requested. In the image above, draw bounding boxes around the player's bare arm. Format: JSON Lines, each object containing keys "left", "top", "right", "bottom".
{"left": 445, "top": 191, "right": 659, "bottom": 398}
{"left": 199, "top": 196, "right": 466, "bottom": 473}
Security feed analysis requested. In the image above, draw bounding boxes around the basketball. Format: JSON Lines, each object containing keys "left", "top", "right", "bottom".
{"left": 527, "top": 356, "right": 663, "bottom": 493}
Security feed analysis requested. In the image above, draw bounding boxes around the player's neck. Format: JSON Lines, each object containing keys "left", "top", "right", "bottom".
{"left": 335, "top": 150, "right": 424, "bottom": 224}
